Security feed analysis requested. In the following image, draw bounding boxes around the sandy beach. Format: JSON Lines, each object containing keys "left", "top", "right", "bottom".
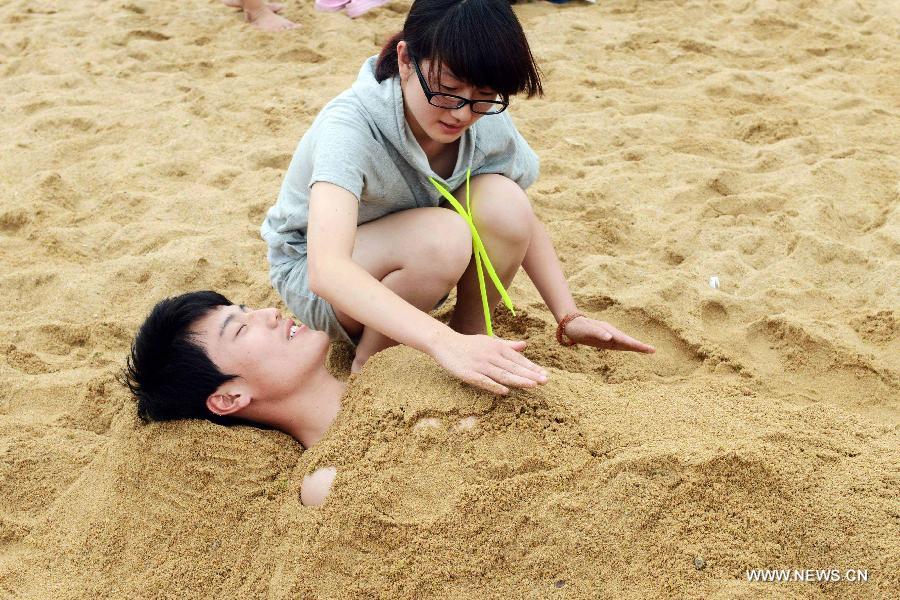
{"left": 1, "top": 0, "right": 897, "bottom": 597}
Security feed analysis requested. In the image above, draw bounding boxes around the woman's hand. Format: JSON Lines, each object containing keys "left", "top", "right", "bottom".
{"left": 562, "top": 315, "right": 656, "bottom": 353}
{"left": 428, "top": 333, "right": 549, "bottom": 395}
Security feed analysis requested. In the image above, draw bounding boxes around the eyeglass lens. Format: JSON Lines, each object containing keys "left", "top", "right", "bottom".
{"left": 428, "top": 95, "right": 505, "bottom": 114}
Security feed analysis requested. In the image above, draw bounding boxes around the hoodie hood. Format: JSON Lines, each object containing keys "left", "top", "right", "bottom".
{"left": 348, "top": 55, "right": 476, "bottom": 187}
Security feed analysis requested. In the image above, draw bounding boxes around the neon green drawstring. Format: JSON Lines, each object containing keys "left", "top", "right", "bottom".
{"left": 428, "top": 169, "right": 515, "bottom": 336}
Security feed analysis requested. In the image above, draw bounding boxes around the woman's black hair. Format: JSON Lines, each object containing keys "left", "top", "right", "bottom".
{"left": 122, "top": 291, "right": 238, "bottom": 426}
{"left": 376, "top": 0, "right": 543, "bottom": 102}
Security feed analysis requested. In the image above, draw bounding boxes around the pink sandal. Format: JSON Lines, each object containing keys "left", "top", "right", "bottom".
{"left": 314, "top": 0, "right": 349, "bottom": 12}
{"left": 344, "top": 0, "right": 389, "bottom": 18}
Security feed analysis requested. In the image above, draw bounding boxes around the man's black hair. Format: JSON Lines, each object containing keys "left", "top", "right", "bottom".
{"left": 122, "top": 291, "right": 238, "bottom": 426}
{"left": 376, "top": 0, "right": 543, "bottom": 102}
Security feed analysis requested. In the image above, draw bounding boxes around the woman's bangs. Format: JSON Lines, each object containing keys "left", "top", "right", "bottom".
{"left": 426, "top": 16, "right": 531, "bottom": 99}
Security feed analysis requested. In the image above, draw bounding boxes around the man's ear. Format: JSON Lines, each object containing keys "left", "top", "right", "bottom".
{"left": 206, "top": 386, "right": 252, "bottom": 417}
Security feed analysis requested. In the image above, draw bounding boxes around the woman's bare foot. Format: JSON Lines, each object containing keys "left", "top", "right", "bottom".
{"left": 351, "top": 350, "right": 375, "bottom": 374}
{"left": 221, "top": 0, "right": 285, "bottom": 13}
{"left": 301, "top": 466, "right": 337, "bottom": 507}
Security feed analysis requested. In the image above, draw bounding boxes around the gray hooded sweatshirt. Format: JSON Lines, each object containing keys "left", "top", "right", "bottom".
{"left": 261, "top": 55, "right": 540, "bottom": 266}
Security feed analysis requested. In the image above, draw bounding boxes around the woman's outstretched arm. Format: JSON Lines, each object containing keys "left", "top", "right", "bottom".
{"left": 307, "top": 182, "right": 548, "bottom": 394}
{"left": 522, "top": 214, "right": 656, "bottom": 354}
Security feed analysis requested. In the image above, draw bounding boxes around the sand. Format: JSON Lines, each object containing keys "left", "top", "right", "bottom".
{"left": 1, "top": 0, "right": 898, "bottom": 598}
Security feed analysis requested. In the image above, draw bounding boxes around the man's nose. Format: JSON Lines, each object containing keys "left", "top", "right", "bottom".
{"left": 251, "top": 307, "right": 281, "bottom": 326}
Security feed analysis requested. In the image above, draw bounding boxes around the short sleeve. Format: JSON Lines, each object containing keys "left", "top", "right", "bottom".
{"left": 307, "top": 111, "right": 374, "bottom": 201}
{"left": 510, "top": 126, "right": 540, "bottom": 190}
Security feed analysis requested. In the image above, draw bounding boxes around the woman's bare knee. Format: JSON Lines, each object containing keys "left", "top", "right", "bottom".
{"left": 410, "top": 208, "right": 472, "bottom": 279}
{"left": 468, "top": 175, "right": 534, "bottom": 245}
{"left": 335, "top": 207, "right": 472, "bottom": 336}
{"left": 351, "top": 207, "right": 470, "bottom": 277}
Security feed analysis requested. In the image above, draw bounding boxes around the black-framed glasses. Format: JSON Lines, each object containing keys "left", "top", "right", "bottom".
{"left": 410, "top": 55, "right": 509, "bottom": 116}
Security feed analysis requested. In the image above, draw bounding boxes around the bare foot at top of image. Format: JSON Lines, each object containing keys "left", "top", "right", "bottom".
{"left": 221, "top": 0, "right": 285, "bottom": 12}
{"left": 226, "top": 0, "right": 298, "bottom": 31}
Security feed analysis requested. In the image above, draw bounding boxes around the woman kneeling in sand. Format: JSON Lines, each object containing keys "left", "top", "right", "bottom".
{"left": 260, "top": 0, "right": 654, "bottom": 398}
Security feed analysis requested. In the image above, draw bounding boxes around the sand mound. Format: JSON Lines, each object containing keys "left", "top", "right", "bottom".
{"left": 2, "top": 345, "right": 896, "bottom": 597}
{"left": 1, "top": 0, "right": 897, "bottom": 598}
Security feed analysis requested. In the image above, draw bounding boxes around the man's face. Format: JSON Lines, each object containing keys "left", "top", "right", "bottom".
{"left": 192, "top": 304, "right": 330, "bottom": 403}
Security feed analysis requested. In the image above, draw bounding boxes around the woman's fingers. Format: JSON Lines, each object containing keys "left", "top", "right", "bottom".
{"left": 499, "top": 341, "right": 548, "bottom": 378}
{"left": 493, "top": 355, "right": 547, "bottom": 383}
{"left": 473, "top": 340, "right": 549, "bottom": 394}
{"left": 467, "top": 372, "right": 509, "bottom": 396}
{"left": 602, "top": 324, "right": 655, "bottom": 353}
{"left": 502, "top": 338, "right": 527, "bottom": 349}
{"left": 432, "top": 333, "right": 549, "bottom": 395}
{"left": 466, "top": 355, "right": 546, "bottom": 396}
{"left": 481, "top": 364, "right": 540, "bottom": 390}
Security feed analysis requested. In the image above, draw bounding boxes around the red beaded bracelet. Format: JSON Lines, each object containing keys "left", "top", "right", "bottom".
{"left": 556, "top": 312, "right": 585, "bottom": 347}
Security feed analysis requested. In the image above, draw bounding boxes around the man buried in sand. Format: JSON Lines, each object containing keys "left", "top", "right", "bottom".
{"left": 126, "top": 291, "right": 345, "bottom": 505}
{"left": 125, "top": 289, "right": 650, "bottom": 506}
{"left": 123, "top": 290, "right": 551, "bottom": 505}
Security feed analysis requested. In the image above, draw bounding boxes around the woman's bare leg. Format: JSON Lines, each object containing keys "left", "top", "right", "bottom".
{"left": 448, "top": 175, "right": 536, "bottom": 335}
{"left": 329, "top": 207, "right": 473, "bottom": 372}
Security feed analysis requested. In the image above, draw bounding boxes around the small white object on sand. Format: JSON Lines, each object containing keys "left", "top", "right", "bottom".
{"left": 412, "top": 417, "right": 443, "bottom": 431}
{"left": 709, "top": 275, "right": 720, "bottom": 289}
{"left": 300, "top": 466, "right": 337, "bottom": 507}
{"left": 455, "top": 416, "right": 479, "bottom": 431}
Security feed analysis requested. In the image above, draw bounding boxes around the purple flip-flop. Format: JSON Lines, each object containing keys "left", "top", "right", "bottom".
{"left": 344, "top": 0, "right": 389, "bottom": 18}
{"left": 315, "top": 0, "right": 349, "bottom": 12}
